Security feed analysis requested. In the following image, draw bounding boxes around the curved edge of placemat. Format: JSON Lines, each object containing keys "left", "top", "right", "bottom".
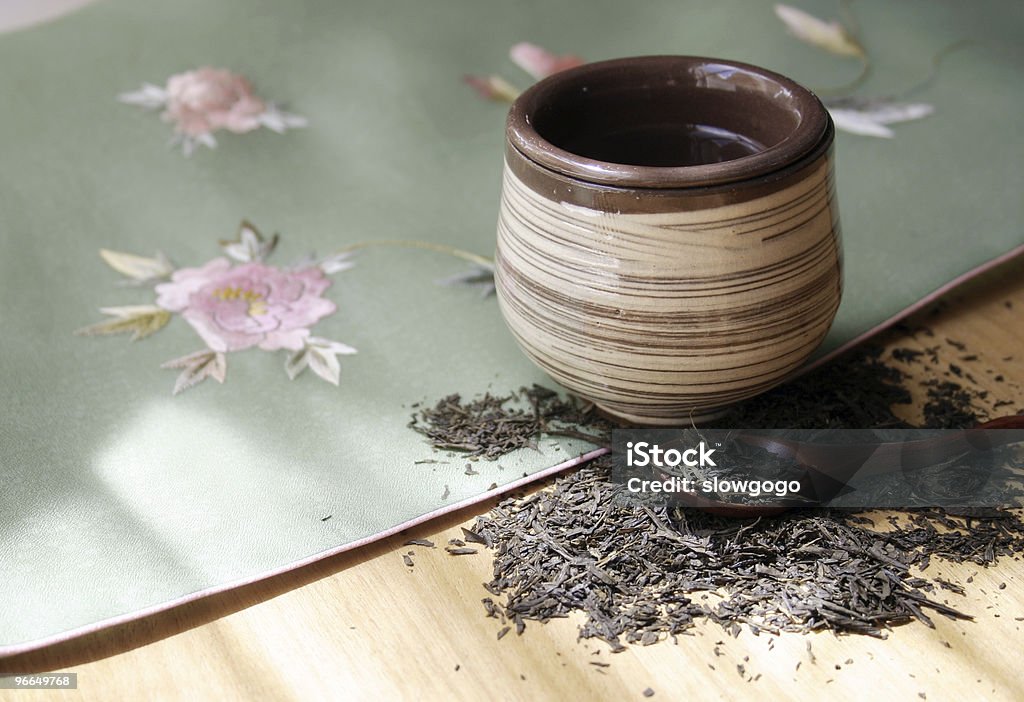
{"left": 806, "top": 241, "right": 1024, "bottom": 374}
{"left": 0, "top": 447, "right": 609, "bottom": 659}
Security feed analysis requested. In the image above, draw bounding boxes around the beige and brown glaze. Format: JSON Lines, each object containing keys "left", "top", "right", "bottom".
{"left": 495, "top": 56, "right": 842, "bottom": 425}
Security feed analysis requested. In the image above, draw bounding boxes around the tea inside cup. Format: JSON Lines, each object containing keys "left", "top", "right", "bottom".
{"left": 507, "top": 55, "right": 828, "bottom": 186}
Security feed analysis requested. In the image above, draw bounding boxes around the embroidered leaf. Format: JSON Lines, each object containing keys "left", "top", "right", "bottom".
{"left": 828, "top": 102, "right": 934, "bottom": 138}
{"left": 220, "top": 220, "right": 279, "bottom": 262}
{"left": 509, "top": 43, "right": 585, "bottom": 80}
{"left": 194, "top": 133, "right": 218, "bottom": 149}
{"left": 309, "top": 337, "right": 358, "bottom": 356}
{"left": 173, "top": 132, "right": 217, "bottom": 157}
{"left": 774, "top": 4, "right": 864, "bottom": 58}
{"left": 117, "top": 83, "right": 168, "bottom": 109}
{"left": 161, "top": 349, "right": 227, "bottom": 395}
{"left": 259, "top": 106, "right": 309, "bottom": 133}
{"left": 854, "top": 102, "right": 934, "bottom": 124}
{"left": 318, "top": 251, "right": 357, "bottom": 274}
{"left": 464, "top": 75, "right": 521, "bottom": 103}
{"left": 285, "top": 337, "right": 357, "bottom": 385}
{"left": 435, "top": 263, "right": 496, "bottom": 298}
{"left": 99, "top": 249, "right": 174, "bottom": 283}
{"left": 286, "top": 252, "right": 318, "bottom": 269}
{"left": 285, "top": 348, "right": 310, "bottom": 380}
{"left": 290, "top": 250, "right": 356, "bottom": 274}
{"left": 829, "top": 109, "right": 895, "bottom": 138}
{"left": 307, "top": 347, "right": 341, "bottom": 385}
{"left": 161, "top": 349, "right": 214, "bottom": 370}
{"left": 178, "top": 135, "right": 197, "bottom": 157}
{"left": 74, "top": 306, "right": 171, "bottom": 341}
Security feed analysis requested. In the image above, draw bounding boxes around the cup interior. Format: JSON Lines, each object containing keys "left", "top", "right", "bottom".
{"left": 507, "top": 56, "right": 828, "bottom": 188}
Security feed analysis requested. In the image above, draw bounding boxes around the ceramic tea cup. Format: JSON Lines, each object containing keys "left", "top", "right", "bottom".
{"left": 494, "top": 56, "right": 842, "bottom": 425}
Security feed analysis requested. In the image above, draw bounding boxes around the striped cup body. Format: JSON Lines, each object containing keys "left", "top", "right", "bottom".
{"left": 495, "top": 135, "right": 842, "bottom": 425}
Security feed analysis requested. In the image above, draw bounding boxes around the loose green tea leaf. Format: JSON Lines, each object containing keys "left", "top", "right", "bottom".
{"left": 456, "top": 340, "right": 1022, "bottom": 648}
{"left": 409, "top": 385, "right": 611, "bottom": 459}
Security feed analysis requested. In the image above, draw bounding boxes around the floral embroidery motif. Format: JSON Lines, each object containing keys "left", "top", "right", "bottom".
{"left": 508, "top": 43, "right": 585, "bottom": 81}
{"left": 772, "top": 4, "right": 934, "bottom": 138}
{"left": 119, "top": 68, "right": 307, "bottom": 155}
{"left": 76, "top": 222, "right": 355, "bottom": 394}
{"left": 155, "top": 258, "right": 335, "bottom": 353}
{"left": 468, "top": 22, "right": 938, "bottom": 139}
{"left": 464, "top": 43, "right": 582, "bottom": 101}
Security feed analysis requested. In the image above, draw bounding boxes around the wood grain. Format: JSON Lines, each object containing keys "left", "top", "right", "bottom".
{"left": 2, "top": 257, "right": 1023, "bottom": 702}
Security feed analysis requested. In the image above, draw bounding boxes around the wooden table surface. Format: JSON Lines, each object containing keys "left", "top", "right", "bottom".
{"left": 2, "top": 258, "right": 1023, "bottom": 702}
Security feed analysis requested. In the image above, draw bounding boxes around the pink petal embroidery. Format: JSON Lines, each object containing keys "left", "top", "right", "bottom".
{"left": 155, "top": 258, "right": 232, "bottom": 312}
{"left": 259, "top": 327, "right": 313, "bottom": 352}
{"left": 169, "top": 262, "right": 337, "bottom": 353}
{"left": 120, "top": 68, "right": 306, "bottom": 154}
{"left": 463, "top": 74, "right": 520, "bottom": 102}
{"left": 82, "top": 224, "right": 359, "bottom": 394}
{"left": 163, "top": 68, "right": 266, "bottom": 136}
{"left": 509, "top": 43, "right": 584, "bottom": 80}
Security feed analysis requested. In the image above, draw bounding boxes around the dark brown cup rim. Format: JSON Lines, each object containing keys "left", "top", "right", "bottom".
{"left": 506, "top": 55, "right": 829, "bottom": 189}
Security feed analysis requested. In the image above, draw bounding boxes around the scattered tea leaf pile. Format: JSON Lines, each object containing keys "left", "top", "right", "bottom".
{"left": 473, "top": 458, "right": 1024, "bottom": 647}
{"left": 724, "top": 346, "right": 916, "bottom": 429}
{"left": 460, "top": 342, "right": 1023, "bottom": 647}
{"left": 408, "top": 385, "right": 612, "bottom": 459}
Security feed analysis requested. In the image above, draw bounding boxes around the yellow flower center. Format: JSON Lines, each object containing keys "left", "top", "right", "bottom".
{"left": 212, "top": 286, "right": 267, "bottom": 316}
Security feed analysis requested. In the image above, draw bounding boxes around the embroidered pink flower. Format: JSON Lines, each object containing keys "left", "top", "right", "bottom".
{"left": 79, "top": 222, "right": 357, "bottom": 394}
{"left": 155, "top": 258, "right": 336, "bottom": 353}
{"left": 466, "top": 44, "right": 585, "bottom": 103}
{"left": 163, "top": 68, "right": 266, "bottom": 136}
{"left": 463, "top": 74, "right": 521, "bottom": 102}
{"left": 509, "top": 43, "right": 584, "bottom": 80}
{"left": 119, "top": 68, "right": 307, "bottom": 155}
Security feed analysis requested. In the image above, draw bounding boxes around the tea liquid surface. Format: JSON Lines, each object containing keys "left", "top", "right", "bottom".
{"left": 561, "top": 123, "right": 766, "bottom": 167}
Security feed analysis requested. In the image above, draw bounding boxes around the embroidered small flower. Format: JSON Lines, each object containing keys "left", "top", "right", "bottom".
{"left": 470, "top": 17, "right": 939, "bottom": 141}
{"left": 463, "top": 74, "right": 521, "bottom": 103}
{"left": 76, "top": 221, "right": 355, "bottom": 394}
{"left": 824, "top": 101, "right": 935, "bottom": 139}
{"left": 773, "top": 4, "right": 936, "bottom": 138}
{"left": 773, "top": 4, "right": 864, "bottom": 58}
{"left": 165, "top": 69, "right": 267, "bottom": 137}
{"left": 465, "top": 43, "right": 584, "bottom": 102}
{"left": 509, "top": 43, "right": 585, "bottom": 81}
{"left": 154, "top": 258, "right": 336, "bottom": 353}
{"left": 435, "top": 263, "right": 495, "bottom": 298}
{"left": 119, "top": 68, "right": 307, "bottom": 155}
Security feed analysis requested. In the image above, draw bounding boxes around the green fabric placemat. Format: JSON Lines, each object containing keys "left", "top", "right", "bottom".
{"left": 1, "top": 0, "right": 1021, "bottom": 654}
